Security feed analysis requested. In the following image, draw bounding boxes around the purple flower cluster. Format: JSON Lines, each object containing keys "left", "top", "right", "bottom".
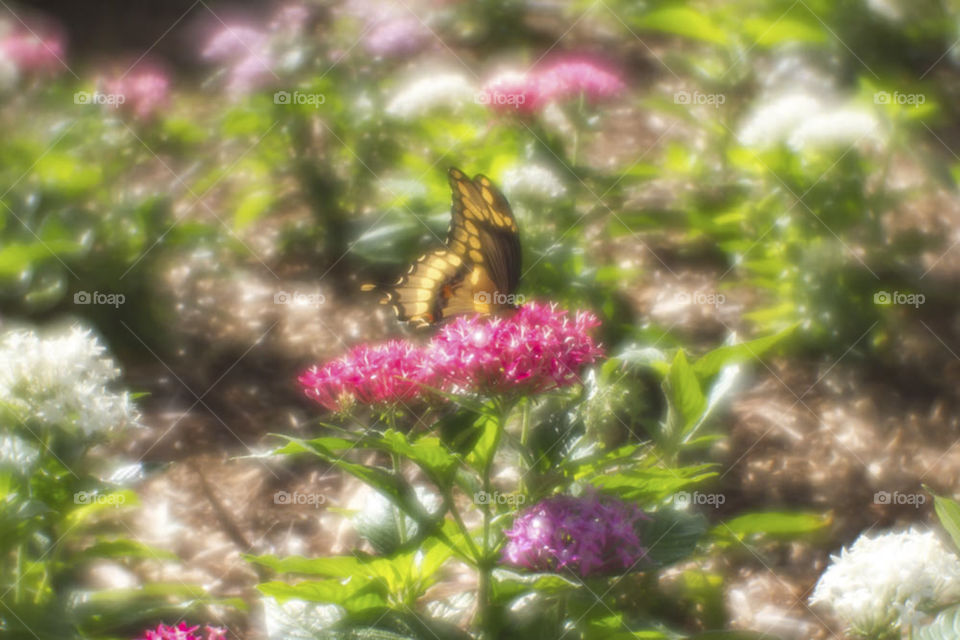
{"left": 501, "top": 493, "right": 648, "bottom": 577}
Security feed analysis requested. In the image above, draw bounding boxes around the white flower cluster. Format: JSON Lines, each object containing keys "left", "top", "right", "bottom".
{"left": 809, "top": 526, "right": 960, "bottom": 636}
{"left": 500, "top": 164, "right": 568, "bottom": 201}
{"left": 0, "top": 325, "right": 140, "bottom": 435}
{"left": 385, "top": 72, "right": 476, "bottom": 120}
{"left": 738, "top": 92, "right": 882, "bottom": 151}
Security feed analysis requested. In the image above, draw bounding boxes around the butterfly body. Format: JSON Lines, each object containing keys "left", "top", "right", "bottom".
{"left": 369, "top": 168, "right": 521, "bottom": 327}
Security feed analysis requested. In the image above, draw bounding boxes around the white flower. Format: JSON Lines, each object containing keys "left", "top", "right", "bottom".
{"left": 0, "top": 325, "right": 140, "bottom": 435}
{"left": 809, "top": 526, "right": 960, "bottom": 636}
{"left": 788, "top": 107, "right": 882, "bottom": 151}
{"left": 500, "top": 164, "right": 568, "bottom": 200}
{"left": 385, "top": 72, "right": 476, "bottom": 120}
{"left": 737, "top": 93, "right": 827, "bottom": 148}
{"left": 738, "top": 91, "right": 882, "bottom": 151}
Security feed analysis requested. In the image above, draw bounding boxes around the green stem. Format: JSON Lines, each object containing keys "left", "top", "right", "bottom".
{"left": 519, "top": 399, "right": 531, "bottom": 496}
{"left": 476, "top": 400, "right": 512, "bottom": 639}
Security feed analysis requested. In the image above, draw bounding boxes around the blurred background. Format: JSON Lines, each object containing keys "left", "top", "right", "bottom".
{"left": 3, "top": 0, "right": 960, "bottom": 637}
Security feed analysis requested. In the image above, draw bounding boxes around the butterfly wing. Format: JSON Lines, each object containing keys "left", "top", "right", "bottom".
{"left": 369, "top": 168, "right": 521, "bottom": 326}
{"left": 379, "top": 248, "right": 470, "bottom": 327}
{"left": 447, "top": 168, "right": 521, "bottom": 305}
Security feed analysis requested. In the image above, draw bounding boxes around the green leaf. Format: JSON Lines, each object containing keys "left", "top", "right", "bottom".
{"left": 664, "top": 350, "right": 706, "bottom": 436}
{"left": 234, "top": 189, "right": 273, "bottom": 229}
{"left": 714, "top": 511, "right": 829, "bottom": 542}
{"left": 641, "top": 509, "right": 707, "bottom": 567}
{"left": 743, "top": 17, "right": 826, "bottom": 46}
{"left": 258, "top": 578, "right": 388, "bottom": 613}
{"left": 915, "top": 605, "right": 960, "bottom": 640}
{"left": 271, "top": 436, "right": 443, "bottom": 543}
{"left": 692, "top": 326, "right": 796, "bottom": 379}
{"left": 638, "top": 7, "right": 728, "bottom": 44}
{"left": 490, "top": 569, "right": 580, "bottom": 601}
{"left": 378, "top": 430, "right": 459, "bottom": 483}
{"left": 588, "top": 465, "right": 718, "bottom": 502}
{"left": 466, "top": 412, "right": 502, "bottom": 473}
{"left": 250, "top": 554, "right": 366, "bottom": 578}
{"left": 930, "top": 489, "right": 960, "bottom": 553}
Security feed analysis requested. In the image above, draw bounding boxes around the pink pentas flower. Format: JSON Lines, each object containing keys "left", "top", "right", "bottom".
{"left": 202, "top": 25, "right": 274, "bottom": 94}
{"left": 536, "top": 57, "right": 625, "bottom": 102}
{"left": 136, "top": 622, "right": 227, "bottom": 640}
{"left": 0, "top": 30, "right": 64, "bottom": 73}
{"left": 480, "top": 57, "right": 625, "bottom": 114}
{"left": 502, "top": 493, "right": 648, "bottom": 577}
{"left": 364, "top": 16, "right": 428, "bottom": 57}
{"left": 202, "top": 26, "right": 267, "bottom": 61}
{"left": 105, "top": 68, "right": 170, "bottom": 119}
{"left": 481, "top": 71, "right": 543, "bottom": 114}
{"left": 427, "top": 301, "right": 603, "bottom": 396}
{"left": 299, "top": 340, "right": 437, "bottom": 412}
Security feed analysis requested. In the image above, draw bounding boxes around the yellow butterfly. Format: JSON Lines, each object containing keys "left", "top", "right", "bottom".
{"left": 364, "top": 168, "right": 522, "bottom": 327}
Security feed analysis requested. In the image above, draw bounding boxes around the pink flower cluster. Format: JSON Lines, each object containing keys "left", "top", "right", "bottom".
{"left": 502, "top": 493, "right": 648, "bottom": 577}
{"left": 136, "top": 622, "right": 227, "bottom": 640}
{"left": 105, "top": 69, "right": 170, "bottom": 119}
{"left": 0, "top": 27, "right": 64, "bottom": 74}
{"left": 201, "top": 7, "right": 307, "bottom": 95}
{"left": 482, "top": 57, "right": 624, "bottom": 114}
{"left": 298, "top": 302, "right": 603, "bottom": 411}
{"left": 430, "top": 303, "right": 603, "bottom": 395}
{"left": 299, "top": 340, "right": 436, "bottom": 412}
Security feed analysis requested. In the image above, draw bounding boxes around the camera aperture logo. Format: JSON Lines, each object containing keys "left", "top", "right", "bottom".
{"left": 74, "top": 491, "right": 126, "bottom": 506}
{"left": 474, "top": 491, "right": 525, "bottom": 506}
{"left": 474, "top": 291, "right": 525, "bottom": 306}
{"left": 674, "top": 291, "right": 725, "bottom": 308}
{"left": 274, "top": 490, "right": 326, "bottom": 508}
{"left": 874, "top": 491, "right": 925, "bottom": 508}
{"left": 673, "top": 491, "right": 725, "bottom": 509}
{"left": 674, "top": 90, "right": 725, "bottom": 108}
{"left": 874, "top": 91, "right": 925, "bottom": 107}
{"left": 874, "top": 290, "right": 924, "bottom": 308}
{"left": 274, "top": 290, "right": 326, "bottom": 308}
{"left": 74, "top": 91, "right": 126, "bottom": 106}
{"left": 74, "top": 291, "right": 125, "bottom": 308}
{"left": 476, "top": 91, "right": 526, "bottom": 108}
{"left": 274, "top": 90, "right": 326, "bottom": 108}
